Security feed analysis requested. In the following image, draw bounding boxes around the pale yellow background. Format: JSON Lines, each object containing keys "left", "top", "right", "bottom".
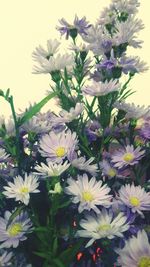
{"left": 0, "top": 0, "right": 150, "bottom": 117}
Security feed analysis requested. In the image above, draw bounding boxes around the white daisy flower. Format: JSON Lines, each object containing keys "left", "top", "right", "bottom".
{"left": 32, "top": 39, "right": 60, "bottom": 60}
{"left": 0, "top": 148, "right": 10, "bottom": 162}
{"left": 22, "top": 110, "right": 56, "bottom": 134}
{"left": 53, "top": 103, "right": 84, "bottom": 124}
{"left": 82, "top": 25, "right": 102, "bottom": 44}
{"left": 3, "top": 173, "right": 40, "bottom": 205}
{"left": 117, "top": 183, "right": 150, "bottom": 216}
{"left": 77, "top": 209, "right": 129, "bottom": 247}
{"left": 70, "top": 156, "right": 98, "bottom": 176}
{"left": 33, "top": 53, "right": 74, "bottom": 74}
{"left": 65, "top": 173, "right": 112, "bottom": 213}
{"left": 98, "top": 7, "right": 117, "bottom": 26}
{"left": 87, "top": 27, "right": 113, "bottom": 55}
{"left": 34, "top": 161, "right": 70, "bottom": 177}
{"left": 69, "top": 42, "right": 89, "bottom": 52}
{"left": 116, "top": 230, "right": 150, "bottom": 267}
{"left": 111, "top": 0, "right": 140, "bottom": 15}
{"left": 114, "top": 101, "right": 150, "bottom": 119}
{"left": 82, "top": 79, "right": 120, "bottom": 97}
{"left": 113, "top": 17, "right": 144, "bottom": 48}
{"left": 39, "top": 130, "right": 78, "bottom": 163}
{"left": 120, "top": 55, "right": 149, "bottom": 74}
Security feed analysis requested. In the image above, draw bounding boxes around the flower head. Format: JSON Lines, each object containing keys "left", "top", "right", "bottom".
{"left": 0, "top": 148, "right": 10, "bottom": 163}
{"left": 140, "top": 124, "right": 150, "bottom": 140}
{"left": 111, "top": 0, "right": 140, "bottom": 15}
{"left": 34, "top": 161, "right": 70, "bottom": 178}
{"left": 117, "top": 183, "right": 150, "bottom": 216}
{"left": 74, "top": 15, "right": 91, "bottom": 35}
{"left": 77, "top": 209, "right": 129, "bottom": 247}
{"left": 116, "top": 230, "right": 150, "bottom": 267}
{"left": 3, "top": 173, "right": 40, "bottom": 205}
{"left": 33, "top": 53, "right": 74, "bottom": 74}
{"left": 82, "top": 79, "right": 120, "bottom": 97}
{"left": 100, "top": 160, "right": 117, "bottom": 178}
{"left": 85, "top": 120, "right": 102, "bottom": 142}
{"left": 53, "top": 103, "right": 84, "bottom": 124}
{"left": 113, "top": 17, "right": 144, "bottom": 48}
{"left": 114, "top": 101, "right": 150, "bottom": 119}
{"left": 65, "top": 174, "right": 112, "bottom": 213}
{"left": 0, "top": 250, "right": 13, "bottom": 266}
{"left": 82, "top": 25, "right": 112, "bottom": 55}
{"left": 32, "top": 39, "right": 60, "bottom": 60}
{"left": 56, "top": 16, "right": 91, "bottom": 39}
{"left": 70, "top": 156, "right": 98, "bottom": 176}
{"left": 0, "top": 211, "right": 33, "bottom": 248}
{"left": 111, "top": 145, "right": 145, "bottom": 169}
{"left": 39, "top": 130, "right": 78, "bottom": 163}
{"left": 119, "top": 56, "right": 148, "bottom": 74}
{"left": 22, "top": 110, "right": 56, "bottom": 134}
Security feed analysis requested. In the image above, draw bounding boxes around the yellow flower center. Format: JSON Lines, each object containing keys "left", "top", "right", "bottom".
{"left": 138, "top": 257, "right": 150, "bottom": 267}
{"left": 129, "top": 196, "right": 140, "bottom": 206}
{"left": 98, "top": 224, "right": 111, "bottom": 231}
{"left": 8, "top": 223, "right": 23, "bottom": 236}
{"left": 108, "top": 168, "right": 116, "bottom": 177}
{"left": 55, "top": 147, "right": 66, "bottom": 157}
{"left": 82, "top": 191, "right": 94, "bottom": 202}
{"left": 123, "top": 153, "right": 134, "bottom": 162}
{"left": 20, "top": 186, "right": 29, "bottom": 193}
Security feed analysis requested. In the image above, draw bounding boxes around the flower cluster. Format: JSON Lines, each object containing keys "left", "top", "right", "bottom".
{"left": 0, "top": 0, "right": 150, "bottom": 266}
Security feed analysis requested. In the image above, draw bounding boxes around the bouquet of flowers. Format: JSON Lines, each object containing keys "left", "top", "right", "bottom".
{"left": 0, "top": 0, "right": 150, "bottom": 266}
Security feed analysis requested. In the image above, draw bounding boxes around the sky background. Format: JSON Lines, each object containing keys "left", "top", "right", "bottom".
{"left": 0, "top": 0, "right": 150, "bottom": 117}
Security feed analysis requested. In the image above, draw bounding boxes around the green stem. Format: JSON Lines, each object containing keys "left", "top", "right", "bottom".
{"left": 9, "top": 95, "right": 21, "bottom": 172}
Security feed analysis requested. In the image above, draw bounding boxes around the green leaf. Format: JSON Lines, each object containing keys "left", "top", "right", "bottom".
{"left": 34, "top": 227, "right": 48, "bottom": 233}
{"left": 58, "top": 239, "right": 84, "bottom": 266}
{"left": 52, "top": 237, "right": 58, "bottom": 255}
{"left": 52, "top": 259, "right": 65, "bottom": 267}
{"left": 33, "top": 251, "right": 51, "bottom": 259}
{"left": 5, "top": 88, "right": 10, "bottom": 100}
{"left": 18, "top": 91, "right": 57, "bottom": 126}
{"left": 0, "top": 89, "right": 4, "bottom": 97}
{"left": 59, "top": 200, "right": 71, "bottom": 209}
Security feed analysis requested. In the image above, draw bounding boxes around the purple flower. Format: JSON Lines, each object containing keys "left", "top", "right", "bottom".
{"left": 99, "top": 160, "right": 117, "bottom": 178}
{"left": 116, "top": 230, "right": 150, "bottom": 266}
{"left": 140, "top": 125, "right": 150, "bottom": 140}
{"left": 111, "top": 145, "right": 145, "bottom": 169}
{"left": 39, "top": 129, "right": 78, "bottom": 163}
{"left": 98, "top": 59, "right": 116, "bottom": 70}
{"left": 85, "top": 120, "right": 102, "bottom": 142}
{"left": 74, "top": 15, "right": 91, "bottom": 35}
{"left": 117, "top": 183, "right": 150, "bottom": 216}
{"left": 119, "top": 56, "right": 148, "bottom": 74}
{"left": 56, "top": 16, "right": 91, "bottom": 39}
{"left": 0, "top": 211, "right": 33, "bottom": 248}
{"left": 101, "top": 40, "right": 113, "bottom": 53}
{"left": 112, "top": 122, "right": 130, "bottom": 139}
